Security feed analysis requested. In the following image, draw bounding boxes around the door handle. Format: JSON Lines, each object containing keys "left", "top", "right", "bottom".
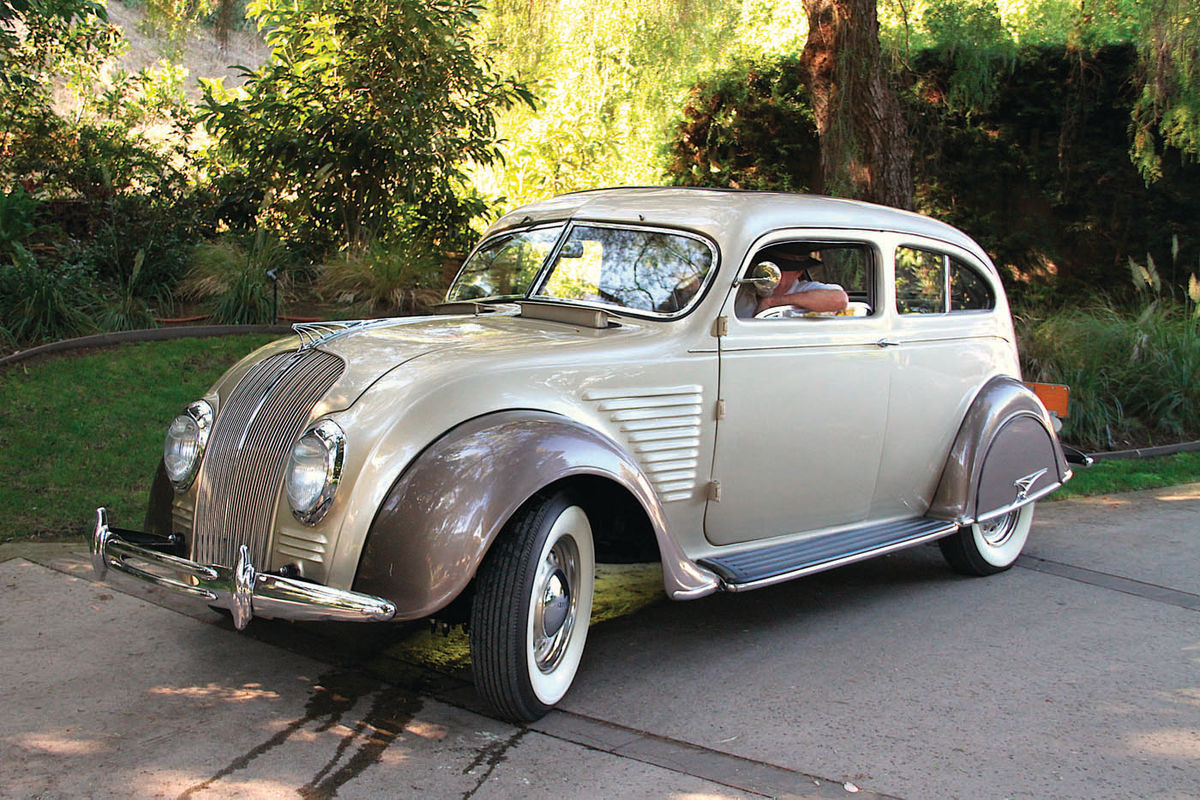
{"left": 876, "top": 338, "right": 901, "bottom": 348}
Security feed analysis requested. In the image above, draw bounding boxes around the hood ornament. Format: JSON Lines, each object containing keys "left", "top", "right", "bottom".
{"left": 293, "top": 320, "right": 396, "bottom": 351}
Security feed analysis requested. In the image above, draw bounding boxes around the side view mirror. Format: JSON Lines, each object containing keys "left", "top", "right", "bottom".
{"left": 558, "top": 241, "right": 585, "bottom": 259}
{"left": 737, "top": 261, "right": 782, "bottom": 297}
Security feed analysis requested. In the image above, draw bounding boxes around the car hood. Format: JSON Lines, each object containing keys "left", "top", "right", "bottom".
{"left": 300, "top": 312, "right": 630, "bottom": 412}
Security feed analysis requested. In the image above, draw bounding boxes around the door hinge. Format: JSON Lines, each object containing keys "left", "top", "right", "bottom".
{"left": 715, "top": 399, "right": 726, "bottom": 420}
{"left": 707, "top": 480, "right": 722, "bottom": 502}
{"left": 713, "top": 315, "right": 729, "bottom": 338}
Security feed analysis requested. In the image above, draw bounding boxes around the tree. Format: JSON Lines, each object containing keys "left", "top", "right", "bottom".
{"left": 200, "top": 0, "right": 534, "bottom": 250}
{"left": 799, "top": 0, "right": 913, "bottom": 209}
{"left": 1130, "top": 0, "right": 1200, "bottom": 181}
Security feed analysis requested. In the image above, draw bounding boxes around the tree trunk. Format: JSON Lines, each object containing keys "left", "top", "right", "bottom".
{"left": 799, "top": 0, "right": 914, "bottom": 209}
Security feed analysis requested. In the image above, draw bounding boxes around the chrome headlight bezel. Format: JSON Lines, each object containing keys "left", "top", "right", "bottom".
{"left": 285, "top": 420, "right": 346, "bottom": 525}
{"left": 163, "top": 400, "right": 214, "bottom": 492}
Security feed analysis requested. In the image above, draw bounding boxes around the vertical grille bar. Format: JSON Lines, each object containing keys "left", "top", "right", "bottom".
{"left": 192, "top": 349, "right": 344, "bottom": 567}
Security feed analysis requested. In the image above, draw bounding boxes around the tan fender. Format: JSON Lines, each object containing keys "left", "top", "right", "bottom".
{"left": 352, "top": 410, "right": 718, "bottom": 620}
{"left": 930, "top": 376, "right": 1071, "bottom": 524}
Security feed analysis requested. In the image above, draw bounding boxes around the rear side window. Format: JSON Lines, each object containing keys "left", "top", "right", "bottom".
{"left": 950, "top": 258, "right": 995, "bottom": 310}
{"left": 896, "top": 247, "right": 994, "bottom": 314}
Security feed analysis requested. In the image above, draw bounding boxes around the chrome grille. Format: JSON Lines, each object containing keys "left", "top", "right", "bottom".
{"left": 192, "top": 349, "right": 344, "bottom": 567}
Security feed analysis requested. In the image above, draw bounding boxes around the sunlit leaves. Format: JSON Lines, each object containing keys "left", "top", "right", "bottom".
{"left": 200, "top": 0, "right": 534, "bottom": 248}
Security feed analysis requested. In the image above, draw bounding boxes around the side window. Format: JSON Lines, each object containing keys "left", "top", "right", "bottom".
{"left": 736, "top": 242, "right": 875, "bottom": 319}
{"left": 536, "top": 225, "right": 715, "bottom": 315}
{"left": 950, "top": 257, "right": 995, "bottom": 311}
{"left": 895, "top": 247, "right": 946, "bottom": 314}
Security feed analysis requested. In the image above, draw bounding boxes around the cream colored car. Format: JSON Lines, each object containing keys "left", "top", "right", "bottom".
{"left": 91, "top": 188, "right": 1075, "bottom": 722}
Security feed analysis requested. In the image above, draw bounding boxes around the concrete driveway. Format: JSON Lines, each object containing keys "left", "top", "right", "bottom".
{"left": 2, "top": 484, "right": 1198, "bottom": 799}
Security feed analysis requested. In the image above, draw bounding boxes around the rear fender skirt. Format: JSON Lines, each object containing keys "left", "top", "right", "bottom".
{"left": 930, "top": 376, "right": 1071, "bottom": 524}
{"left": 352, "top": 410, "right": 718, "bottom": 620}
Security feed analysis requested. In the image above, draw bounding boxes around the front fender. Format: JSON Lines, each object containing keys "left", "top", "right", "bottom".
{"left": 930, "top": 376, "right": 1071, "bottom": 524}
{"left": 352, "top": 410, "right": 716, "bottom": 620}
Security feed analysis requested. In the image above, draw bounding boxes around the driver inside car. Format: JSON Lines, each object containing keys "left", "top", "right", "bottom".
{"left": 739, "top": 249, "right": 849, "bottom": 317}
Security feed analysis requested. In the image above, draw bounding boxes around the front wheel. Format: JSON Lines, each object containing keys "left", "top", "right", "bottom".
{"left": 939, "top": 503, "right": 1034, "bottom": 576}
{"left": 470, "top": 491, "right": 595, "bottom": 723}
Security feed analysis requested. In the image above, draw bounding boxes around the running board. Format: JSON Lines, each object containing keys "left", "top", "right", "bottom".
{"left": 700, "top": 517, "right": 959, "bottom": 592}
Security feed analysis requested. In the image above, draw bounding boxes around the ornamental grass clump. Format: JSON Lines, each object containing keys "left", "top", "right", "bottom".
{"left": 319, "top": 239, "right": 444, "bottom": 317}
{"left": 1018, "top": 245, "right": 1200, "bottom": 451}
{"left": 181, "top": 232, "right": 289, "bottom": 325}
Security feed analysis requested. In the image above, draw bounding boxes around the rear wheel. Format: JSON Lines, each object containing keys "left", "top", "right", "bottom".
{"left": 470, "top": 491, "right": 595, "bottom": 723}
{"left": 939, "top": 503, "right": 1034, "bottom": 576}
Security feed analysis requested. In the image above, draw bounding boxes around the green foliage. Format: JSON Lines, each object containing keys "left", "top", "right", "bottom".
{"left": 0, "top": 187, "right": 38, "bottom": 255}
{"left": 1018, "top": 299, "right": 1200, "bottom": 450}
{"left": 319, "top": 239, "right": 445, "bottom": 317}
{"left": 0, "top": 0, "right": 115, "bottom": 90}
{"left": 666, "top": 45, "right": 1200, "bottom": 299}
{"left": 668, "top": 56, "right": 820, "bottom": 191}
{"left": 0, "top": 247, "right": 99, "bottom": 344}
{"left": 200, "top": 0, "right": 533, "bottom": 249}
{"left": 1129, "top": 0, "right": 1200, "bottom": 182}
{"left": 919, "top": 0, "right": 1016, "bottom": 111}
{"left": 3, "top": 0, "right": 208, "bottom": 319}
{"left": 476, "top": 0, "right": 750, "bottom": 208}
{"left": 181, "top": 231, "right": 289, "bottom": 324}
{"left": 98, "top": 249, "right": 158, "bottom": 331}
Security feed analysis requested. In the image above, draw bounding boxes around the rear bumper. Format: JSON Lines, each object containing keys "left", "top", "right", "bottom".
{"left": 89, "top": 508, "right": 396, "bottom": 629}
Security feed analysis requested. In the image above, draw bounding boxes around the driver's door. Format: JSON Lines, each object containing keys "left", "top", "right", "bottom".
{"left": 703, "top": 240, "right": 892, "bottom": 546}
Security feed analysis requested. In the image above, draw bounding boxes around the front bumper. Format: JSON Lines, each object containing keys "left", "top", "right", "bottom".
{"left": 89, "top": 508, "right": 396, "bottom": 630}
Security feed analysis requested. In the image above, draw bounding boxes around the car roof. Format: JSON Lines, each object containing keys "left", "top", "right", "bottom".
{"left": 486, "top": 187, "right": 993, "bottom": 268}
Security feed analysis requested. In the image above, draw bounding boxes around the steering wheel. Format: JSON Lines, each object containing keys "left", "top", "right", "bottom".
{"left": 754, "top": 306, "right": 793, "bottom": 319}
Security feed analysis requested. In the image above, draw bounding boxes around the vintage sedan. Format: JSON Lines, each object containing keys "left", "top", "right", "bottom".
{"left": 91, "top": 188, "right": 1075, "bottom": 722}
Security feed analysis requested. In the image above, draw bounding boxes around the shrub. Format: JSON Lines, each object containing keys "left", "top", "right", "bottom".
{"left": 319, "top": 239, "right": 445, "bottom": 317}
{"left": 1018, "top": 300, "right": 1200, "bottom": 450}
{"left": 98, "top": 249, "right": 158, "bottom": 332}
{"left": 180, "top": 231, "right": 289, "bottom": 325}
{"left": 0, "top": 188, "right": 39, "bottom": 255}
{"left": 0, "top": 248, "right": 99, "bottom": 345}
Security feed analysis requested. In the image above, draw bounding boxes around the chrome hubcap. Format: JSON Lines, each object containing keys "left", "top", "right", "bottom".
{"left": 978, "top": 511, "right": 1018, "bottom": 548}
{"left": 532, "top": 537, "right": 579, "bottom": 674}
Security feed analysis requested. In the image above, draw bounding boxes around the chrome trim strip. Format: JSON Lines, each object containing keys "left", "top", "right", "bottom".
{"left": 972, "top": 478, "right": 1066, "bottom": 524}
{"left": 90, "top": 509, "right": 396, "bottom": 628}
{"left": 193, "top": 349, "right": 344, "bottom": 568}
{"left": 720, "top": 522, "right": 959, "bottom": 593}
{"left": 292, "top": 319, "right": 400, "bottom": 351}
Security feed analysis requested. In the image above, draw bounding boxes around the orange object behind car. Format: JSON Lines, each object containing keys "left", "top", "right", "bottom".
{"left": 1027, "top": 382, "right": 1070, "bottom": 418}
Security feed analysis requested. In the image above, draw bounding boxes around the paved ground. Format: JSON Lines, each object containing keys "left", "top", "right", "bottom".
{"left": 2, "top": 485, "right": 1198, "bottom": 799}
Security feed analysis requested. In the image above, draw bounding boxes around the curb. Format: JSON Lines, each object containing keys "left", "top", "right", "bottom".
{"left": 1082, "top": 440, "right": 1200, "bottom": 461}
{"left": 0, "top": 324, "right": 295, "bottom": 368}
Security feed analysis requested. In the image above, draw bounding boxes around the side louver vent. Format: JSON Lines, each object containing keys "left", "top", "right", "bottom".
{"left": 584, "top": 385, "right": 704, "bottom": 503}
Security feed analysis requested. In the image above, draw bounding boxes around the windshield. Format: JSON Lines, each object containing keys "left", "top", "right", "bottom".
{"left": 447, "top": 224, "right": 565, "bottom": 302}
{"left": 534, "top": 225, "right": 715, "bottom": 316}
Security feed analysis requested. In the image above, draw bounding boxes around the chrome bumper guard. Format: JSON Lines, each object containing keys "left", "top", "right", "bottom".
{"left": 89, "top": 508, "right": 396, "bottom": 630}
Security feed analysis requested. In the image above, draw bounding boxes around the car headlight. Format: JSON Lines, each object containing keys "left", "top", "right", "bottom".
{"left": 285, "top": 420, "right": 346, "bottom": 524}
{"left": 163, "top": 400, "right": 214, "bottom": 491}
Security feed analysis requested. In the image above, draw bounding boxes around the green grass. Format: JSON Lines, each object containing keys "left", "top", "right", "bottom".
{"left": 1054, "top": 450, "right": 1200, "bottom": 498}
{"left": 0, "top": 334, "right": 283, "bottom": 541}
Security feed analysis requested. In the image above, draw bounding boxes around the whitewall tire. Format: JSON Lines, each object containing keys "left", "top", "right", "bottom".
{"left": 939, "top": 503, "right": 1034, "bottom": 576}
{"left": 470, "top": 491, "right": 595, "bottom": 722}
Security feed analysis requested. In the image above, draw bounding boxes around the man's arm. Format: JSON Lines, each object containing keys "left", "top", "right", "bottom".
{"left": 758, "top": 286, "right": 849, "bottom": 313}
